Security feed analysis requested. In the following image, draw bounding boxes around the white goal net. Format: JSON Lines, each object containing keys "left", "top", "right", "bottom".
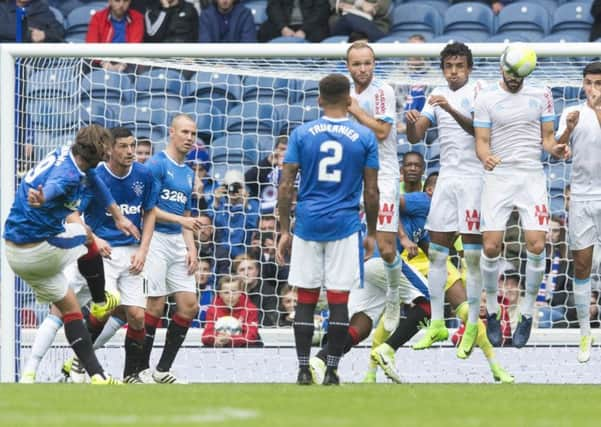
{"left": 2, "top": 43, "right": 601, "bottom": 384}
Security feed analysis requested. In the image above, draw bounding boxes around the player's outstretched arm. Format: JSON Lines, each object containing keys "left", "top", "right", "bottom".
{"left": 362, "top": 166, "right": 379, "bottom": 260}
{"left": 276, "top": 163, "right": 298, "bottom": 265}
{"left": 542, "top": 121, "right": 570, "bottom": 160}
{"left": 475, "top": 127, "right": 500, "bottom": 171}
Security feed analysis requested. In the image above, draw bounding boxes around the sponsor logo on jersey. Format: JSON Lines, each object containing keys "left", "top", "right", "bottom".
{"left": 105, "top": 204, "right": 142, "bottom": 216}
{"left": 160, "top": 189, "right": 188, "bottom": 204}
{"left": 465, "top": 209, "right": 480, "bottom": 231}
{"left": 378, "top": 203, "right": 395, "bottom": 225}
{"left": 375, "top": 88, "right": 386, "bottom": 115}
{"left": 534, "top": 204, "right": 549, "bottom": 225}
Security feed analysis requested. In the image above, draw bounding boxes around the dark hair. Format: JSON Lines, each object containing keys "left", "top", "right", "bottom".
{"left": 403, "top": 151, "right": 425, "bottom": 168}
{"left": 346, "top": 41, "right": 375, "bottom": 62}
{"left": 218, "top": 275, "right": 242, "bottom": 291}
{"left": 136, "top": 138, "right": 152, "bottom": 148}
{"left": 424, "top": 171, "right": 438, "bottom": 190}
{"left": 71, "top": 124, "right": 112, "bottom": 167}
{"left": 348, "top": 31, "right": 369, "bottom": 43}
{"left": 408, "top": 34, "right": 426, "bottom": 42}
{"left": 275, "top": 134, "right": 288, "bottom": 149}
{"left": 110, "top": 127, "right": 133, "bottom": 142}
{"left": 319, "top": 73, "right": 350, "bottom": 106}
{"left": 440, "top": 42, "right": 473, "bottom": 70}
{"left": 583, "top": 61, "right": 601, "bottom": 77}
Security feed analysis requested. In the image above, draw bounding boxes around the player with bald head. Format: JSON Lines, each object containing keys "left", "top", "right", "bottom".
{"left": 139, "top": 114, "right": 204, "bottom": 383}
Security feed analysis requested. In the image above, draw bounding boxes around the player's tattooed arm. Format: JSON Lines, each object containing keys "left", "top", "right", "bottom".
{"left": 276, "top": 162, "right": 299, "bottom": 265}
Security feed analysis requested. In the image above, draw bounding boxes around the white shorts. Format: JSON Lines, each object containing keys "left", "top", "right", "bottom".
{"left": 376, "top": 179, "right": 400, "bottom": 233}
{"left": 5, "top": 223, "right": 88, "bottom": 304}
{"left": 426, "top": 175, "right": 483, "bottom": 235}
{"left": 569, "top": 200, "right": 601, "bottom": 251}
{"left": 68, "top": 246, "right": 147, "bottom": 308}
{"left": 288, "top": 232, "right": 361, "bottom": 291}
{"left": 145, "top": 231, "right": 195, "bottom": 297}
{"left": 480, "top": 171, "right": 549, "bottom": 232}
{"left": 348, "top": 257, "right": 427, "bottom": 324}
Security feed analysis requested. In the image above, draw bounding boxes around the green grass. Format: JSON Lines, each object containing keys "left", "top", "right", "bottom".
{"left": 0, "top": 384, "right": 599, "bottom": 427}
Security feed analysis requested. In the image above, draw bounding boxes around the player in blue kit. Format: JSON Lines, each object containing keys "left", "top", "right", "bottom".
{"left": 276, "top": 73, "right": 380, "bottom": 386}
{"left": 21, "top": 127, "right": 158, "bottom": 383}
{"left": 138, "top": 114, "right": 204, "bottom": 384}
{"left": 4, "top": 125, "right": 139, "bottom": 384}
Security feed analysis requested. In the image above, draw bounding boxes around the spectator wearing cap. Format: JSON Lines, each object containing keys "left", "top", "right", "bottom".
{"left": 0, "top": 0, "right": 64, "bottom": 42}
{"left": 86, "top": 0, "right": 144, "bottom": 43}
{"left": 186, "top": 144, "right": 217, "bottom": 216}
{"left": 213, "top": 169, "right": 260, "bottom": 275}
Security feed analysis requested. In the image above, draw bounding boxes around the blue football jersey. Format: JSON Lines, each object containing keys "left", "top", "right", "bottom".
{"left": 146, "top": 151, "right": 194, "bottom": 234}
{"left": 4, "top": 146, "right": 90, "bottom": 244}
{"left": 284, "top": 116, "right": 379, "bottom": 241}
{"left": 400, "top": 191, "right": 431, "bottom": 247}
{"left": 80, "top": 162, "right": 157, "bottom": 247}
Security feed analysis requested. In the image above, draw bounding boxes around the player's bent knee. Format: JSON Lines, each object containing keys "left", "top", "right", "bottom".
{"left": 482, "top": 242, "right": 501, "bottom": 259}
{"left": 525, "top": 240, "right": 545, "bottom": 255}
{"left": 126, "top": 307, "right": 145, "bottom": 330}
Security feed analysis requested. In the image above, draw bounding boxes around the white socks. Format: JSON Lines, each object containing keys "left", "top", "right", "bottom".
{"left": 480, "top": 252, "right": 501, "bottom": 315}
{"left": 464, "top": 244, "right": 483, "bottom": 324}
{"left": 574, "top": 277, "right": 592, "bottom": 337}
{"left": 428, "top": 243, "right": 449, "bottom": 321}
{"left": 384, "top": 254, "right": 402, "bottom": 290}
{"left": 93, "top": 315, "right": 126, "bottom": 350}
{"left": 24, "top": 314, "right": 63, "bottom": 374}
{"left": 520, "top": 249, "right": 546, "bottom": 318}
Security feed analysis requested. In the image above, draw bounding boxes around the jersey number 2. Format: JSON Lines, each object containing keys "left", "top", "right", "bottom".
{"left": 318, "top": 141, "right": 342, "bottom": 183}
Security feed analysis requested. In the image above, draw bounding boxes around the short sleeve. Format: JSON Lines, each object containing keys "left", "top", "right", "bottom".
{"left": 142, "top": 167, "right": 158, "bottom": 211}
{"left": 364, "top": 132, "right": 379, "bottom": 170}
{"left": 473, "top": 90, "right": 491, "bottom": 129}
{"left": 284, "top": 127, "right": 301, "bottom": 164}
{"left": 420, "top": 87, "right": 439, "bottom": 125}
{"left": 373, "top": 84, "right": 396, "bottom": 125}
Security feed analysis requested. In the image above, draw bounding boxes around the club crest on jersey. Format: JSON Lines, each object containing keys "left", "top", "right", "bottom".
{"left": 132, "top": 181, "right": 145, "bottom": 197}
{"left": 465, "top": 209, "right": 480, "bottom": 231}
{"left": 534, "top": 204, "right": 549, "bottom": 225}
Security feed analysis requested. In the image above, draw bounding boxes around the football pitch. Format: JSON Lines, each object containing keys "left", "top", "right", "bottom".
{"left": 0, "top": 384, "right": 599, "bottom": 427}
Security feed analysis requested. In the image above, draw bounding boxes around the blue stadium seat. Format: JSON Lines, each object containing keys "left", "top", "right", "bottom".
{"left": 438, "top": 31, "right": 488, "bottom": 42}
{"left": 377, "top": 33, "right": 414, "bottom": 43}
{"left": 26, "top": 68, "right": 78, "bottom": 98}
{"left": 225, "top": 102, "right": 281, "bottom": 135}
{"left": 80, "top": 100, "right": 117, "bottom": 129}
{"left": 26, "top": 99, "right": 78, "bottom": 130}
{"left": 181, "top": 101, "right": 226, "bottom": 144}
{"left": 496, "top": 3, "right": 551, "bottom": 37}
{"left": 81, "top": 70, "right": 134, "bottom": 103}
{"left": 49, "top": 6, "right": 65, "bottom": 29}
{"left": 404, "top": 0, "right": 450, "bottom": 15}
{"left": 212, "top": 134, "right": 262, "bottom": 165}
{"left": 551, "top": 2, "right": 593, "bottom": 34}
{"left": 268, "top": 36, "right": 308, "bottom": 43}
{"left": 65, "top": 33, "right": 87, "bottom": 43}
{"left": 184, "top": 71, "right": 242, "bottom": 113}
{"left": 242, "top": 76, "right": 292, "bottom": 102}
{"left": 320, "top": 35, "right": 349, "bottom": 43}
{"left": 443, "top": 2, "right": 494, "bottom": 34}
{"left": 487, "top": 32, "right": 542, "bottom": 43}
{"left": 135, "top": 68, "right": 184, "bottom": 97}
{"left": 541, "top": 32, "right": 585, "bottom": 42}
{"left": 277, "top": 104, "right": 322, "bottom": 134}
{"left": 65, "top": 2, "right": 106, "bottom": 37}
{"left": 525, "top": 0, "right": 559, "bottom": 13}
{"left": 244, "top": 0, "right": 268, "bottom": 29}
{"left": 391, "top": 3, "right": 443, "bottom": 37}
{"left": 56, "top": 0, "right": 99, "bottom": 17}
{"left": 132, "top": 96, "right": 184, "bottom": 126}
{"left": 118, "top": 105, "right": 168, "bottom": 143}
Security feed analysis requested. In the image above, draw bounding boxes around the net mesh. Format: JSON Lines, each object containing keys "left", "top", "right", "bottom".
{"left": 9, "top": 53, "right": 601, "bottom": 382}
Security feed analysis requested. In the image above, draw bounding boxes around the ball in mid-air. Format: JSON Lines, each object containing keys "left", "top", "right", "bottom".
{"left": 501, "top": 43, "right": 537, "bottom": 78}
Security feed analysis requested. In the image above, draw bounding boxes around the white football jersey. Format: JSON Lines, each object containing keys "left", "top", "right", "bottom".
{"left": 556, "top": 103, "right": 601, "bottom": 202}
{"left": 421, "top": 81, "right": 482, "bottom": 178}
{"left": 351, "top": 78, "right": 399, "bottom": 181}
{"left": 473, "top": 81, "right": 555, "bottom": 173}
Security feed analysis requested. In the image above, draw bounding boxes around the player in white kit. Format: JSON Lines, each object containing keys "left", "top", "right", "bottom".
{"left": 474, "top": 44, "right": 569, "bottom": 348}
{"left": 346, "top": 42, "right": 403, "bottom": 332}
{"left": 404, "top": 42, "right": 485, "bottom": 356}
{"left": 556, "top": 61, "right": 601, "bottom": 362}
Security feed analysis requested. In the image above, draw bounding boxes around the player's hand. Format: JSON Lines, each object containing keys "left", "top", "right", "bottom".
{"left": 428, "top": 95, "right": 450, "bottom": 112}
{"left": 281, "top": 26, "right": 295, "bottom": 37}
{"left": 129, "top": 249, "right": 147, "bottom": 274}
{"left": 591, "top": 87, "right": 601, "bottom": 109}
{"left": 363, "top": 234, "right": 376, "bottom": 261}
{"left": 566, "top": 110, "right": 580, "bottom": 131}
{"left": 180, "top": 216, "right": 203, "bottom": 232}
{"left": 115, "top": 216, "right": 141, "bottom": 241}
{"left": 551, "top": 142, "right": 570, "bottom": 160}
{"left": 30, "top": 28, "right": 46, "bottom": 43}
{"left": 400, "top": 235, "right": 418, "bottom": 259}
{"left": 95, "top": 237, "right": 112, "bottom": 259}
{"left": 186, "top": 250, "right": 198, "bottom": 275}
{"left": 405, "top": 109, "right": 421, "bottom": 124}
{"left": 27, "top": 185, "right": 45, "bottom": 207}
{"left": 348, "top": 97, "right": 361, "bottom": 117}
{"left": 276, "top": 232, "right": 292, "bottom": 265}
{"left": 483, "top": 155, "right": 501, "bottom": 171}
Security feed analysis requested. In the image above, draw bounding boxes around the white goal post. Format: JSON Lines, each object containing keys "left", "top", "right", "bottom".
{"left": 2, "top": 42, "right": 601, "bottom": 383}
